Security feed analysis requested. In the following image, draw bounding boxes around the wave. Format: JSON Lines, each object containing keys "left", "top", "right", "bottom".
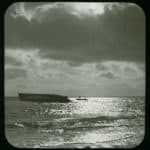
{"left": 6, "top": 122, "right": 24, "bottom": 128}
{"left": 6, "top": 121, "right": 144, "bottom": 130}
{"left": 6, "top": 114, "right": 144, "bottom": 130}
{"left": 58, "top": 114, "right": 143, "bottom": 125}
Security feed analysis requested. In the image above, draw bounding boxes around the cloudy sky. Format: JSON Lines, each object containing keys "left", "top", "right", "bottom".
{"left": 5, "top": 2, "right": 145, "bottom": 96}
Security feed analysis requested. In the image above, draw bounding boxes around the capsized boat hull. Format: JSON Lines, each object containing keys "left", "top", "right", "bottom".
{"left": 18, "top": 93, "right": 70, "bottom": 103}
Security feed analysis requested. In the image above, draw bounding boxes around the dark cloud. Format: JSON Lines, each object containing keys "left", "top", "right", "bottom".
{"left": 124, "top": 66, "right": 137, "bottom": 73}
{"left": 96, "top": 64, "right": 108, "bottom": 71}
{"left": 5, "top": 3, "right": 145, "bottom": 65}
{"left": 96, "top": 62, "right": 120, "bottom": 73}
{"left": 5, "top": 68, "right": 27, "bottom": 80}
{"left": 67, "top": 61, "right": 83, "bottom": 67}
{"left": 100, "top": 72, "right": 118, "bottom": 79}
{"left": 137, "top": 63, "right": 145, "bottom": 72}
{"left": 5, "top": 56, "right": 23, "bottom": 66}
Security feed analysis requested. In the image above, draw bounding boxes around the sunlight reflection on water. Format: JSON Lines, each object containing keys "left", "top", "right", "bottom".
{"left": 5, "top": 97, "right": 145, "bottom": 148}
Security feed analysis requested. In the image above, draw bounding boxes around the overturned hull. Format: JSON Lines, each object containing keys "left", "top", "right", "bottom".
{"left": 18, "top": 93, "right": 70, "bottom": 103}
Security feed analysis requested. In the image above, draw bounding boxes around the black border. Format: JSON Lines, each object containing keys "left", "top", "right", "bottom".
{"left": 0, "top": 0, "right": 149, "bottom": 150}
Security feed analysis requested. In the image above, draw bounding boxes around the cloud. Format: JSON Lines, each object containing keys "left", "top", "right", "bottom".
{"left": 124, "top": 66, "right": 137, "bottom": 73}
{"left": 96, "top": 61, "right": 145, "bottom": 80}
{"left": 96, "top": 63, "right": 108, "bottom": 71}
{"left": 5, "top": 55, "right": 23, "bottom": 66}
{"left": 10, "top": 2, "right": 59, "bottom": 22}
{"left": 5, "top": 48, "right": 145, "bottom": 81}
{"left": 9, "top": 2, "right": 108, "bottom": 22}
{"left": 5, "top": 68, "right": 27, "bottom": 80}
{"left": 100, "top": 72, "right": 118, "bottom": 79}
{"left": 67, "top": 61, "right": 84, "bottom": 67}
{"left": 5, "top": 3, "right": 145, "bottom": 65}
{"left": 4, "top": 3, "right": 145, "bottom": 96}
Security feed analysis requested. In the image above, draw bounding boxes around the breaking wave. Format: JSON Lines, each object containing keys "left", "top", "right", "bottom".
{"left": 6, "top": 113, "right": 143, "bottom": 130}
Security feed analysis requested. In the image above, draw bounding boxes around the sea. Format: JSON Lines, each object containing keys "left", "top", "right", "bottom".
{"left": 5, "top": 96, "right": 145, "bottom": 148}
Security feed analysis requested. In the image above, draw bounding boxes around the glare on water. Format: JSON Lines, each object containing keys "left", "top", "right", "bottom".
{"left": 5, "top": 96, "right": 145, "bottom": 148}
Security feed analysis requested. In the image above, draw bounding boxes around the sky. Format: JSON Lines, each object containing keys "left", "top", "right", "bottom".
{"left": 5, "top": 2, "right": 145, "bottom": 96}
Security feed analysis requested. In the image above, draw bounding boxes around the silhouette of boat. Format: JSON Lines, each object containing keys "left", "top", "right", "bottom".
{"left": 18, "top": 93, "right": 70, "bottom": 103}
{"left": 76, "top": 96, "right": 88, "bottom": 100}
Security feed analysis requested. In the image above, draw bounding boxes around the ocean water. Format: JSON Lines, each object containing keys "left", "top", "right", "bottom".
{"left": 5, "top": 97, "right": 145, "bottom": 148}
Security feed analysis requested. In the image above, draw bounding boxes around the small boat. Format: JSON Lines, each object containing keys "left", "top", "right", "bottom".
{"left": 76, "top": 96, "right": 88, "bottom": 100}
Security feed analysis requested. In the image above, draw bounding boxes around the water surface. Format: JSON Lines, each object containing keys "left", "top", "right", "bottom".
{"left": 5, "top": 97, "right": 145, "bottom": 148}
